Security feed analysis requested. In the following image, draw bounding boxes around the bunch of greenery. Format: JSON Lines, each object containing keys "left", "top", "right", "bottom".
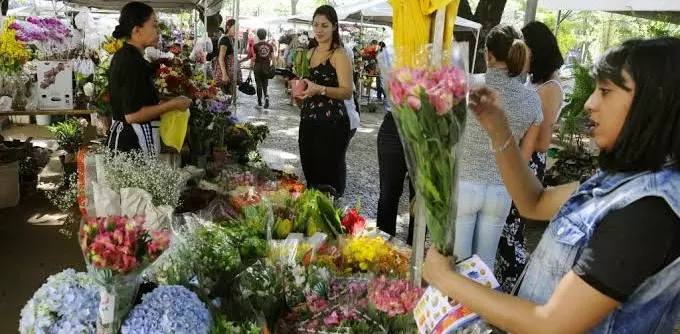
{"left": 48, "top": 118, "right": 86, "bottom": 153}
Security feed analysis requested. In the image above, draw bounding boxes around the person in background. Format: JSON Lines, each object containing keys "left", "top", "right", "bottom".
{"left": 214, "top": 19, "right": 241, "bottom": 94}
{"left": 376, "top": 41, "right": 386, "bottom": 100}
{"left": 342, "top": 43, "right": 360, "bottom": 139}
{"left": 107, "top": 1, "right": 191, "bottom": 154}
{"left": 376, "top": 99, "right": 416, "bottom": 245}
{"left": 247, "top": 30, "right": 255, "bottom": 60}
{"left": 252, "top": 28, "right": 274, "bottom": 109}
{"left": 207, "top": 27, "right": 224, "bottom": 62}
{"left": 453, "top": 23, "right": 542, "bottom": 270}
{"left": 495, "top": 20, "right": 566, "bottom": 293}
{"left": 424, "top": 37, "right": 680, "bottom": 334}
{"left": 297, "top": 5, "right": 353, "bottom": 197}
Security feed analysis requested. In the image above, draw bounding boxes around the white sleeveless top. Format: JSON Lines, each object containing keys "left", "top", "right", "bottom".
{"left": 526, "top": 78, "right": 565, "bottom": 122}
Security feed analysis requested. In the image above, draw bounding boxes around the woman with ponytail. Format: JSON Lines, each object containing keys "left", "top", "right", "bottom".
{"left": 453, "top": 23, "right": 543, "bottom": 270}
{"left": 108, "top": 1, "right": 191, "bottom": 154}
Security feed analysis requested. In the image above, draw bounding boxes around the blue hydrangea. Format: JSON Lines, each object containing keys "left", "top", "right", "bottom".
{"left": 122, "top": 285, "right": 211, "bottom": 334}
{"left": 19, "top": 268, "right": 99, "bottom": 334}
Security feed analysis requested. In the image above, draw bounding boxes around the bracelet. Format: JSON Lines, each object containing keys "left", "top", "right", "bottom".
{"left": 491, "top": 136, "right": 513, "bottom": 154}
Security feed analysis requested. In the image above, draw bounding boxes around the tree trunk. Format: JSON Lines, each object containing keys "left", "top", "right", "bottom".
{"left": 456, "top": 0, "right": 508, "bottom": 73}
{"left": 291, "top": 0, "right": 299, "bottom": 15}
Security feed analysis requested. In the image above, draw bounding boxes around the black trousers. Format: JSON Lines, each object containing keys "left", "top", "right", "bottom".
{"left": 253, "top": 62, "right": 270, "bottom": 102}
{"left": 299, "top": 117, "right": 351, "bottom": 197}
{"left": 377, "top": 113, "right": 416, "bottom": 244}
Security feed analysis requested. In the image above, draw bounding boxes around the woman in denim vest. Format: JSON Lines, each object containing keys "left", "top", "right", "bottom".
{"left": 423, "top": 37, "right": 680, "bottom": 333}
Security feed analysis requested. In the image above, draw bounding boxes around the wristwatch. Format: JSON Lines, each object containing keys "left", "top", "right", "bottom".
{"left": 320, "top": 86, "right": 327, "bottom": 96}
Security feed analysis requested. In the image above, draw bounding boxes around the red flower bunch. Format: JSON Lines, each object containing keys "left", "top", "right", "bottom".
{"left": 80, "top": 215, "right": 170, "bottom": 274}
{"left": 341, "top": 208, "right": 366, "bottom": 236}
{"left": 368, "top": 276, "right": 423, "bottom": 317}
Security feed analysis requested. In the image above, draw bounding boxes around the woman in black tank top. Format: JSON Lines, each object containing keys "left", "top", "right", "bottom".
{"left": 296, "top": 5, "right": 354, "bottom": 197}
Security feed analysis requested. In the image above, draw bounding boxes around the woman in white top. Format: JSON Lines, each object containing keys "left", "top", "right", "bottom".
{"left": 494, "top": 21, "right": 566, "bottom": 293}
{"left": 454, "top": 24, "right": 543, "bottom": 270}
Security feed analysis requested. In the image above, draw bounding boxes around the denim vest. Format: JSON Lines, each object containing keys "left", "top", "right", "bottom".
{"left": 518, "top": 165, "right": 680, "bottom": 333}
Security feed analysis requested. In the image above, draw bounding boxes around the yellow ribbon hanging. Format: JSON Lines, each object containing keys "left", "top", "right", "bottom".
{"left": 389, "top": 0, "right": 461, "bottom": 67}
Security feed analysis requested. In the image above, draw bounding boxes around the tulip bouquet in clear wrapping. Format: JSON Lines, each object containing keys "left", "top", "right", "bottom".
{"left": 378, "top": 45, "right": 468, "bottom": 255}
{"left": 79, "top": 215, "right": 171, "bottom": 333}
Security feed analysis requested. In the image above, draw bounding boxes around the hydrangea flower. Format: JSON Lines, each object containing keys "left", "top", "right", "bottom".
{"left": 19, "top": 269, "right": 99, "bottom": 334}
{"left": 121, "top": 285, "right": 211, "bottom": 334}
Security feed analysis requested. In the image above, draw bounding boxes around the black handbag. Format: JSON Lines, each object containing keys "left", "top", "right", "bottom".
{"left": 238, "top": 68, "right": 256, "bottom": 95}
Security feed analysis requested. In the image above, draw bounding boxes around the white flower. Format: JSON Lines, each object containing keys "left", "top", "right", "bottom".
{"left": 83, "top": 82, "right": 94, "bottom": 97}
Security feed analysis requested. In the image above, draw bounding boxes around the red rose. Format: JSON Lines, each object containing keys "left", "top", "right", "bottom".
{"left": 102, "top": 93, "right": 110, "bottom": 102}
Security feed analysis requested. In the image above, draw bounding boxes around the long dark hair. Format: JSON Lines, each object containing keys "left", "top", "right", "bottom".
{"left": 313, "top": 5, "right": 342, "bottom": 51}
{"left": 593, "top": 37, "right": 680, "bottom": 172}
{"left": 112, "top": 1, "right": 154, "bottom": 39}
{"left": 485, "top": 23, "right": 528, "bottom": 78}
{"left": 522, "top": 21, "right": 564, "bottom": 84}
{"left": 225, "top": 19, "right": 236, "bottom": 33}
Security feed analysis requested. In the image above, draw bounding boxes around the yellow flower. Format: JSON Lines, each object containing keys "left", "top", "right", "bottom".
{"left": 0, "top": 17, "right": 29, "bottom": 72}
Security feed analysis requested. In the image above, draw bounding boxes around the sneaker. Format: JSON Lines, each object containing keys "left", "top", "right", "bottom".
{"left": 264, "top": 97, "right": 270, "bottom": 109}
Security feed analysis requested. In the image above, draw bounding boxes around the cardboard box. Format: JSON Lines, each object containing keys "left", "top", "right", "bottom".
{"left": 37, "top": 61, "right": 73, "bottom": 110}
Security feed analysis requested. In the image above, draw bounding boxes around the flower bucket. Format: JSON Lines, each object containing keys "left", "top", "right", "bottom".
{"left": 378, "top": 44, "right": 468, "bottom": 257}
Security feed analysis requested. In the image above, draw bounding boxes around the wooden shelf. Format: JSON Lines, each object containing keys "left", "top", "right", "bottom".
{"left": 1, "top": 109, "right": 93, "bottom": 116}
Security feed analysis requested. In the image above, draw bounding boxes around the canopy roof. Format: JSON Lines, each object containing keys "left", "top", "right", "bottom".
{"left": 290, "top": 0, "right": 482, "bottom": 32}
{"left": 63, "top": 0, "right": 223, "bottom": 15}
{"left": 539, "top": 0, "right": 680, "bottom": 11}
{"left": 539, "top": 0, "right": 680, "bottom": 25}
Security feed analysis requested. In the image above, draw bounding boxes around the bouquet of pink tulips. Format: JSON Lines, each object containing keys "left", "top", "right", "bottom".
{"left": 379, "top": 46, "right": 468, "bottom": 255}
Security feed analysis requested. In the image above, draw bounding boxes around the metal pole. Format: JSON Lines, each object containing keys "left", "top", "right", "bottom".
{"left": 358, "top": 13, "right": 363, "bottom": 101}
{"left": 524, "top": 0, "right": 538, "bottom": 25}
{"left": 233, "top": 0, "right": 240, "bottom": 108}
{"left": 471, "top": 27, "right": 480, "bottom": 73}
{"left": 203, "top": 4, "right": 208, "bottom": 83}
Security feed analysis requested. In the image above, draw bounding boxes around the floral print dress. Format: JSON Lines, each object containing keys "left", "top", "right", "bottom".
{"left": 301, "top": 55, "right": 347, "bottom": 121}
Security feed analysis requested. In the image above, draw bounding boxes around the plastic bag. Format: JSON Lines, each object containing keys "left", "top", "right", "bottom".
{"left": 160, "top": 109, "right": 189, "bottom": 153}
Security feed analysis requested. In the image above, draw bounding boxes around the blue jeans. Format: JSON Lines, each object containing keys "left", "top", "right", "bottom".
{"left": 454, "top": 182, "right": 512, "bottom": 270}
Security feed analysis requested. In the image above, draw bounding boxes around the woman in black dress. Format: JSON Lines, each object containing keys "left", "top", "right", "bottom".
{"left": 107, "top": 1, "right": 191, "bottom": 154}
{"left": 297, "top": 5, "right": 353, "bottom": 197}
{"left": 494, "top": 21, "right": 565, "bottom": 293}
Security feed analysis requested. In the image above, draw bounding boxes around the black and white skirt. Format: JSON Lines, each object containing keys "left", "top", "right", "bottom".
{"left": 107, "top": 120, "right": 161, "bottom": 155}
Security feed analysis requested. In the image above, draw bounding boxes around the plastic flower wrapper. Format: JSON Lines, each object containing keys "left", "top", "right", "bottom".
{"left": 79, "top": 215, "right": 171, "bottom": 333}
{"left": 95, "top": 148, "right": 188, "bottom": 209}
{"left": 121, "top": 285, "right": 211, "bottom": 334}
{"left": 233, "top": 260, "right": 284, "bottom": 330}
{"left": 378, "top": 44, "right": 468, "bottom": 255}
{"left": 19, "top": 269, "right": 99, "bottom": 334}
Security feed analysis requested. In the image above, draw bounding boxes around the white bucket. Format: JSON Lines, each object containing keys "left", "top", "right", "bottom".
{"left": 35, "top": 115, "right": 52, "bottom": 126}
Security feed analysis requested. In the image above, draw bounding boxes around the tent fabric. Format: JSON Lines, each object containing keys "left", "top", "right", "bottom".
{"left": 63, "top": 0, "right": 223, "bottom": 15}
{"left": 538, "top": 0, "right": 680, "bottom": 11}
{"left": 289, "top": 0, "right": 482, "bottom": 32}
